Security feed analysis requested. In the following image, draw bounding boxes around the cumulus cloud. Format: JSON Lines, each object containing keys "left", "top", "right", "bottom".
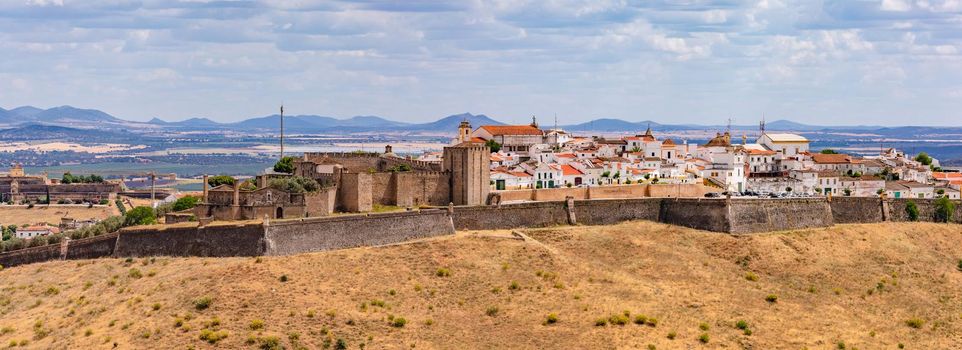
{"left": 0, "top": 0, "right": 959, "bottom": 125}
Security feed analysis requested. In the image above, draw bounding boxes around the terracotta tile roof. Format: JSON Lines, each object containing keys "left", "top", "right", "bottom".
{"left": 748, "top": 149, "right": 777, "bottom": 155}
{"left": 479, "top": 125, "right": 543, "bottom": 136}
{"left": 662, "top": 138, "right": 676, "bottom": 146}
{"left": 511, "top": 171, "right": 532, "bottom": 177}
{"left": 560, "top": 164, "right": 583, "bottom": 176}
{"left": 555, "top": 153, "right": 576, "bottom": 158}
{"left": 812, "top": 153, "right": 852, "bottom": 164}
{"left": 934, "top": 172, "right": 962, "bottom": 179}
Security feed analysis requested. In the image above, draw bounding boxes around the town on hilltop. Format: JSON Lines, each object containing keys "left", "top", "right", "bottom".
{"left": 426, "top": 117, "right": 960, "bottom": 200}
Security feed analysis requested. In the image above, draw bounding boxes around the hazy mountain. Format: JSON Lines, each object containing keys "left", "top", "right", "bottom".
{"left": 405, "top": 113, "right": 503, "bottom": 132}
{"left": 31, "top": 106, "right": 122, "bottom": 123}
{"left": 0, "top": 124, "right": 128, "bottom": 141}
{"left": 338, "top": 115, "right": 410, "bottom": 127}
{"left": 8, "top": 106, "right": 43, "bottom": 118}
{"left": 562, "top": 118, "right": 690, "bottom": 132}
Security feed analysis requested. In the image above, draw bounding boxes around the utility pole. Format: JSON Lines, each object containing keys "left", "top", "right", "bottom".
{"left": 150, "top": 172, "right": 156, "bottom": 208}
{"left": 280, "top": 104, "right": 285, "bottom": 159}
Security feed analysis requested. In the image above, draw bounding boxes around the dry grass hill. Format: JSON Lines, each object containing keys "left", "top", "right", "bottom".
{"left": 1, "top": 221, "right": 961, "bottom": 349}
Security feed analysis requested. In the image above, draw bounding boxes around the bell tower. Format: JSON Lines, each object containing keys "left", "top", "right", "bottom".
{"left": 458, "top": 120, "right": 472, "bottom": 143}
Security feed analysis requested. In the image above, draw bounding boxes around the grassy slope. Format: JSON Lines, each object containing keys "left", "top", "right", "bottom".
{"left": 0, "top": 222, "right": 961, "bottom": 349}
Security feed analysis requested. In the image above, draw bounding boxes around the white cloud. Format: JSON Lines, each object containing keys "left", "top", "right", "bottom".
{"left": 881, "top": 0, "right": 912, "bottom": 11}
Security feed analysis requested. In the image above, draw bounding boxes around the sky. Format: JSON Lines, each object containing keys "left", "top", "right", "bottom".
{"left": 0, "top": 0, "right": 961, "bottom": 126}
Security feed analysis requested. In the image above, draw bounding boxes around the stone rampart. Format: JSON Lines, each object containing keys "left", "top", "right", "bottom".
{"left": 573, "top": 198, "right": 662, "bottom": 225}
{"left": 888, "top": 198, "right": 962, "bottom": 222}
{"left": 728, "top": 198, "right": 833, "bottom": 234}
{"left": 65, "top": 233, "right": 119, "bottom": 260}
{"left": 830, "top": 197, "right": 884, "bottom": 223}
{"left": 0, "top": 243, "right": 62, "bottom": 268}
{"left": 659, "top": 198, "right": 731, "bottom": 232}
{"left": 114, "top": 222, "right": 265, "bottom": 257}
{"left": 264, "top": 210, "right": 455, "bottom": 256}
{"left": 451, "top": 201, "right": 569, "bottom": 230}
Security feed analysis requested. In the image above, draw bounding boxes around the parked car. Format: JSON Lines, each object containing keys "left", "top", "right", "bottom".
{"left": 704, "top": 192, "right": 722, "bottom": 198}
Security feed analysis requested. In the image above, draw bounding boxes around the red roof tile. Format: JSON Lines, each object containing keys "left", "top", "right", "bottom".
{"left": 479, "top": 125, "right": 543, "bottom": 136}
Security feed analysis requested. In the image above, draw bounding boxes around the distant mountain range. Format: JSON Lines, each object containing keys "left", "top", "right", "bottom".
{"left": 0, "top": 105, "right": 959, "bottom": 138}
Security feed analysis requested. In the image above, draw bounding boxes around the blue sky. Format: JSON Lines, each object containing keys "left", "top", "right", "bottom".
{"left": 0, "top": 0, "right": 960, "bottom": 125}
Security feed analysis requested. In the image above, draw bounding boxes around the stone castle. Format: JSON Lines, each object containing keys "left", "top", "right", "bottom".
{"left": 193, "top": 139, "right": 490, "bottom": 221}
{"left": 294, "top": 141, "right": 490, "bottom": 212}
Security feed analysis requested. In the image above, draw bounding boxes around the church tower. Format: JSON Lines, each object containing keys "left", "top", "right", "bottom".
{"left": 458, "top": 120, "right": 472, "bottom": 143}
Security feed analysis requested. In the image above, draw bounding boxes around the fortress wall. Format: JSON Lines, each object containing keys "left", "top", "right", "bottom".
{"left": 450, "top": 201, "right": 568, "bottom": 230}
{"left": 830, "top": 197, "right": 884, "bottom": 223}
{"left": 371, "top": 172, "right": 396, "bottom": 206}
{"left": 65, "top": 232, "right": 119, "bottom": 260}
{"left": 727, "top": 198, "right": 833, "bottom": 234}
{"left": 394, "top": 172, "right": 451, "bottom": 207}
{"left": 888, "top": 198, "right": 962, "bottom": 222}
{"left": 531, "top": 187, "right": 588, "bottom": 201}
{"left": 586, "top": 185, "right": 648, "bottom": 199}
{"left": 574, "top": 198, "right": 662, "bottom": 225}
{"left": 0, "top": 243, "right": 62, "bottom": 268}
{"left": 114, "top": 222, "right": 265, "bottom": 258}
{"left": 265, "top": 210, "right": 454, "bottom": 256}
{"left": 646, "top": 184, "right": 715, "bottom": 198}
{"left": 659, "top": 198, "right": 730, "bottom": 233}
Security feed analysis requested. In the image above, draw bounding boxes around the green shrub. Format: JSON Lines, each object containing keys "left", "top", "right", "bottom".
{"left": 124, "top": 206, "right": 156, "bottom": 226}
{"left": 645, "top": 317, "right": 658, "bottom": 327}
{"left": 608, "top": 314, "right": 629, "bottom": 326}
{"left": 172, "top": 196, "right": 200, "bottom": 211}
{"left": 391, "top": 317, "right": 407, "bottom": 328}
{"left": 906, "top": 318, "right": 925, "bottom": 329}
{"left": 194, "top": 297, "right": 212, "bottom": 310}
{"left": 905, "top": 200, "right": 919, "bottom": 221}
{"left": 594, "top": 318, "right": 607, "bottom": 326}
{"left": 128, "top": 268, "right": 143, "bottom": 279}
{"left": 279, "top": 275, "right": 288, "bottom": 282}
{"left": 249, "top": 319, "right": 265, "bottom": 330}
{"left": 934, "top": 196, "right": 955, "bottom": 223}
{"left": 486, "top": 306, "right": 498, "bottom": 317}
{"left": 745, "top": 272, "right": 759, "bottom": 281}
{"left": 269, "top": 176, "right": 320, "bottom": 193}
{"left": 698, "top": 333, "right": 710, "bottom": 343}
{"left": 633, "top": 314, "right": 647, "bottom": 325}
{"left": 735, "top": 320, "right": 748, "bottom": 330}
{"left": 667, "top": 331, "right": 677, "bottom": 340}
{"left": 199, "top": 329, "right": 228, "bottom": 344}
{"left": 699, "top": 322, "right": 710, "bottom": 331}
{"left": 273, "top": 156, "right": 295, "bottom": 173}
{"left": 435, "top": 268, "right": 451, "bottom": 277}
{"left": 509, "top": 281, "right": 520, "bottom": 290}
{"left": 544, "top": 313, "right": 559, "bottom": 325}
{"left": 335, "top": 338, "right": 348, "bottom": 350}
{"left": 259, "top": 336, "right": 282, "bottom": 350}
{"left": 207, "top": 175, "right": 236, "bottom": 187}
{"left": 765, "top": 294, "right": 778, "bottom": 303}
{"left": 957, "top": 259, "right": 962, "bottom": 272}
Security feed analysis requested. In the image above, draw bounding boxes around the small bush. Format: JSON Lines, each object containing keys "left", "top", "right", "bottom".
{"left": 259, "top": 336, "right": 282, "bottom": 350}
{"left": 151, "top": 303, "right": 161, "bottom": 311}
{"left": 608, "top": 314, "right": 629, "bottom": 326}
{"left": 667, "top": 331, "right": 677, "bottom": 340}
{"left": 745, "top": 272, "right": 759, "bottom": 282}
{"left": 44, "top": 286, "right": 60, "bottom": 296}
{"left": 435, "top": 268, "right": 451, "bottom": 277}
{"left": 391, "top": 317, "right": 407, "bottom": 328}
{"left": 544, "top": 313, "right": 559, "bottom": 325}
{"left": 279, "top": 275, "right": 288, "bottom": 282}
{"left": 486, "top": 306, "right": 499, "bottom": 317}
{"left": 934, "top": 196, "right": 955, "bottom": 223}
{"left": 765, "top": 294, "right": 778, "bottom": 303}
{"left": 906, "top": 318, "right": 925, "bottom": 329}
{"left": 128, "top": 268, "right": 143, "bottom": 279}
{"left": 194, "top": 297, "right": 212, "bottom": 310}
{"left": 735, "top": 320, "right": 748, "bottom": 330}
{"left": 594, "top": 318, "right": 607, "bottom": 326}
{"left": 646, "top": 317, "right": 658, "bottom": 327}
{"left": 199, "top": 329, "right": 228, "bottom": 344}
{"left": 509, "top": 281, "right": 520, "bottom": 290}
{"left": 957, "top": 259, "right": 962, "bottom": 272}
{"left": 698, "top": 333, "right": 710, "bottom": 343}
{"left": 249, "top": 319, "right": 265, "bottom": 330}
{"left": 699, "top": 322, "right": 710, "bottom": 331}
{"left": 633, "top": 314, "right": 647, "bottom": 325}
{"left": 905, "top": 201, "right": 919, "bottom": 221}
{"left": 84, "top": 329, "right": 93, "bottom": 336}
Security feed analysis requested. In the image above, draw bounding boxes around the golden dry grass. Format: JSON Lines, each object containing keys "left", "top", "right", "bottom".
{"left": 1, "top": 221, "right": 961, "bottom": 349}
{"left": 0, "top": 205, "right": 117, "bottom": 227}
